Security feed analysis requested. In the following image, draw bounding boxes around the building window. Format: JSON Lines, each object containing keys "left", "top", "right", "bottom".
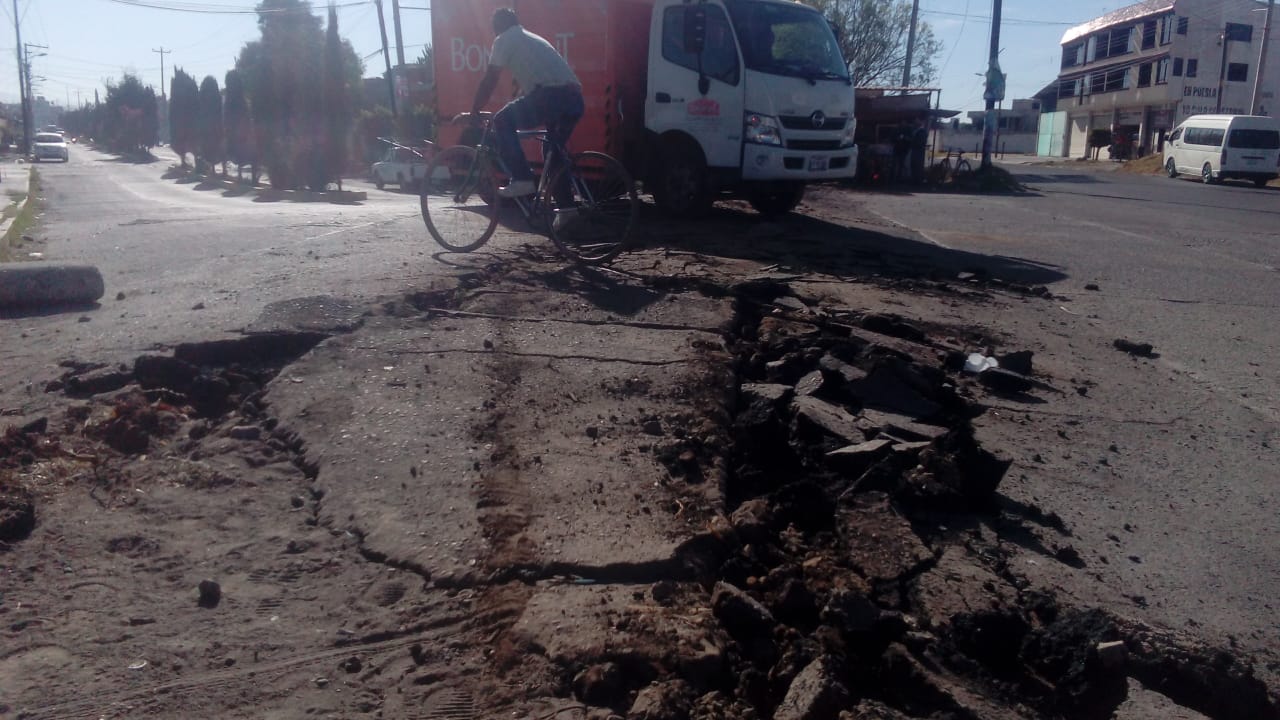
{"left": 1186, "top": 58, "right": 1198, "bottom": 78}
{"left": 1160, "top": 13, "right": 1175, "bottom": 45}
{"left": 1227, "top": 63, "right": 1249, "bottom": 82}
{"left": 1138, "top": 63, "right": 1153, "bottom": 87}
{"left": 1176, "top": 17, "right": 1188, "bottom": 35}
{"left": 1173, "top": 57, "right": 1184, "bottom": 76}
{"left": 1142, "top": 20, "right": 1157, "bottom": 49}
{"left": 1225, "top": 23, "right": 1253, "bottom": 43}
{"left": 1155, "top": 57, "right": 1170, "bottom": 85}
{"left": 1087, "top": 27, "right": 1134, "bottom": 62}
{"left": 1062, "top": 42, "right": 1085, "bottom": 68}
{"left": 1058, "top": 77, "right": 1082, "bottom": 99}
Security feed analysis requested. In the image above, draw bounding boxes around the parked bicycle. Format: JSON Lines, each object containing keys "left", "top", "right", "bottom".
{"left": 420, "top": 112, "right": 640, "bottom": 265}
{"left": 929, "top": 148, "right": 974, "bottom": 183}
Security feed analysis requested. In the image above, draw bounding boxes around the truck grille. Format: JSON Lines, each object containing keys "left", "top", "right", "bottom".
{"left": 780, "top": 115, "right": 848, "bottom": 130}
{"left": 786, "top": 139, "right": 843, "bottom": 151}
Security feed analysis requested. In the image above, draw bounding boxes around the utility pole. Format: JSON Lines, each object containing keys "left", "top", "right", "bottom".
{"left": 375, "top": 0, "right": 398, "bottom": 115}
{"left": 901, "top": 0, "right": 920, "bottom": 92}
{"left": 153, "top": 47, "right": 171, "bottom": 99}
{"left": 24, "top": 43, "right": 46, "bottom": 137}
{"left": 12, "top": 0, "right": 30, "bottom": 154}
{"left": 1217, "top": 26, "right": 1230, "bottom": 113}
{"left": 392, "top": 0, "right": 406, "bottom": 67}
{"left": 980, "top": 0, "right": 1003, "bottom": 169}
{"left": 1252, "top": 0, "right": 1275, "bottom": 115}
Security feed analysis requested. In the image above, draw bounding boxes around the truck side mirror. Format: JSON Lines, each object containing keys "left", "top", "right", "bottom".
{"left": 683, "top": 6, "right": 707, "bottom": 55}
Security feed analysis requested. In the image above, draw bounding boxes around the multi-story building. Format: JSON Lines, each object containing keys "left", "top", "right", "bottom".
{"left": 1054, "top": 0, "right": 1279, "bottom": 157}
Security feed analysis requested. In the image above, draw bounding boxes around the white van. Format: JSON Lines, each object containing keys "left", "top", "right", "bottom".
{"left": 1164, "top": 114, "right": 1280, "bottom": 187}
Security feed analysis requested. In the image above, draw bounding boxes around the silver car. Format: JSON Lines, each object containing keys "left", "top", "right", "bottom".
{"left": 33, "top": 132, "right": 69, "bottom": 162}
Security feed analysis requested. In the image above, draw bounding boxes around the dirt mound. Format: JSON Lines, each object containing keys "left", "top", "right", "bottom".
{"left": 1119, "top": 154, "right": 1165, "bottom": 175}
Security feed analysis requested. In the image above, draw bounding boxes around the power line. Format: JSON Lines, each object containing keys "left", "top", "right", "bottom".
{"left": 101, "top": 0, "right": 369, "bottom": 14}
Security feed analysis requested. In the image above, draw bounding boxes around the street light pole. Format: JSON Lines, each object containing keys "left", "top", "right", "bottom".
{"left": 1252, "top": 0, "right": 1274, "bottom": 115}
{"left": 11, "top": 0, "right": 29, "bottom": 154}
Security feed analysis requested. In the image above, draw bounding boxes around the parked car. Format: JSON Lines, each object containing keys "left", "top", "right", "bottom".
{"left": 370, "top": 145, "right": 429, "bottom": 191}
{"left": 1164, "top": 114, "right": 1280, "bottom": 187}
{"left": 32, "top": 132, "right": 69, "bottom": 162}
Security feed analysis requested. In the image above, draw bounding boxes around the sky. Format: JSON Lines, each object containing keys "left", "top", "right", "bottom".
{"left": 0, "top": 0, "right": 1161, "bottom": 114}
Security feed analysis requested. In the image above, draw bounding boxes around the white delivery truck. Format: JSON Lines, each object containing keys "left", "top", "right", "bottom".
{"left": 1164, "top": 114, "right": 1280, "bottom": 187}
{"left": 433, "top": 0, "right": 857, "bottom": 216}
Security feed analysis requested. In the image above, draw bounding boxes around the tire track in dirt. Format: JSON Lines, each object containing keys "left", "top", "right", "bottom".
{"left": 22, "top": 613, "right": 472, "bottom": 720}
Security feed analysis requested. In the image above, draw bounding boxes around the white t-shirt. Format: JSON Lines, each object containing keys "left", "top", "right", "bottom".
{"left": 489, "top": 25, "right": 580, "bottom": 92}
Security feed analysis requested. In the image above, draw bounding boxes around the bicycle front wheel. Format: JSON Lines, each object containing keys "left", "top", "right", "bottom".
{"left": 954, "top": 159, "right": 973, "bottom": 176}
{"left": 420, "top": 145, "right": 499, "bottom": 253}
{"left": 543, "top": 151, "right": 639, "bottom": 265}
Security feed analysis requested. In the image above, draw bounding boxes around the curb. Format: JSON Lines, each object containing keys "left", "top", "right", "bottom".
{"left": 176, "top": 167, "right": 367, "bottom": 202}
{"left": 0, "top": 263, "right": 105, "bottom": 308}
{"left": 0, "top": 164, "right": 35, "bottom": 247}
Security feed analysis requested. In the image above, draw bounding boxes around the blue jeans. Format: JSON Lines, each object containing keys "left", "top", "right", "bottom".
{"left": 492, "top": 85, "right": 584, "bottom": 200}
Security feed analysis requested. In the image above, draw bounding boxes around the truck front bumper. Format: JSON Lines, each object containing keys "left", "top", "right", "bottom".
{"left": 740, "top": 144, "right": 858, "bottom": 182}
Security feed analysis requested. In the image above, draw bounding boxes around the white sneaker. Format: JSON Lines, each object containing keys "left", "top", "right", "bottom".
{"left": 497, "top": 179, "right": 536, "bottom": 198}
{"left": 552, "top": 208, "right": 580, "bottom": 233}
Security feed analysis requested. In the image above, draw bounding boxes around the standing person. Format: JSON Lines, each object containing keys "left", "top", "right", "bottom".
{"left": 910, "top": 115, "right": 929, "bottom": 184}
{"left": 461, "top": 8, "right": 584, "bottom": 200}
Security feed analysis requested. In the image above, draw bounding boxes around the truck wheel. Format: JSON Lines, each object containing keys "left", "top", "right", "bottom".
{"left": 1253, "top": 178, "right": 1270, "bottom": 188}
{"left": 375, "top": 178, "right": 385, "bottom": 190}
{"left": 653, "top": 139, "right": 712, "bottom": 218}
{"left": 1201, "top": 163, "right": 1216, "bottom": 184}
{"left": 1165, "top": 158, "right": 1178, "bottom": 178}
{"left": 748, "top": 183, "right": 805, "bottom": 218}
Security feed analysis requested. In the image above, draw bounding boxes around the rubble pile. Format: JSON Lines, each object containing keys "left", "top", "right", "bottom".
{"left": 565, "top": 284, "right": 1278, "bottom": 720}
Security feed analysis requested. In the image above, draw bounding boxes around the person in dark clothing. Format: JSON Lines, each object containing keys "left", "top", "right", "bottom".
{"left": 910, "top": 115, "right": 929, "bottom": 184}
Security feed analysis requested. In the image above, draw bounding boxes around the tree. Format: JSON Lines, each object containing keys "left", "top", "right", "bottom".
{"left": 169, "top": 69, "right": 201, "bottom": 166}
{"left": 198, "top": 75, "right": 225, "bottom": 173}
{"left": 235, "top": 0, "right": 363, "bottom": 189}
{"left": 224, "top": 69, "right": 254, "bottom": 180}
{"left": 101, "top": 74, "right": 159, "bottom": 154}
{"left": 319, "top": 3, "right": 353, "bottom": 190}
{"left": 805, "top": 0, "right": 943, "bottom": 87}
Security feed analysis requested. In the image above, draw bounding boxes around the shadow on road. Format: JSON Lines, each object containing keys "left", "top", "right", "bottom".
{"left": 1012, "top": 173, "right": 1100, "bottom": 185}
{"left": 642, "top": 204, "right": 1068, "bottom": 287}
{"left": 0, "top": 301, "right": 100, "bottom": 320}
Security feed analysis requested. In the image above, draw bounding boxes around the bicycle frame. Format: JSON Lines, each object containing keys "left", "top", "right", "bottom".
{"left": 454, "top": 120, "right": 576, "bottom": 227}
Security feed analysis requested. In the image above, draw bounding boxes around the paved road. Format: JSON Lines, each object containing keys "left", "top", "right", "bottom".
{"left": 873, "top": 164, "right": 1280, "bottom": 421}
{"left": 1, "top": 146, "right": 490, "bottom": 411}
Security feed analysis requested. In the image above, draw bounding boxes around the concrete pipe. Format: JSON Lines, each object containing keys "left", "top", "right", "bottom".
{"left": 0, "top": 264, "right": 105, "bottom": 308}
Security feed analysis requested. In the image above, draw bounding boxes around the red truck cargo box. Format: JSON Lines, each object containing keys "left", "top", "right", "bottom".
{"left": 432, "top": 0, "right": 651, "bottom": 167}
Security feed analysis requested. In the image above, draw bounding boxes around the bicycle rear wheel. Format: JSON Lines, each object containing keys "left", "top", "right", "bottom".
{"left": 542, "top": 151, "right": 639, "bottom": 265}
{"left": 420, "top": 145, "right": 499, "bottom": 253}
{"left": 954, "top": 159, "right": 973, "bottom": 177}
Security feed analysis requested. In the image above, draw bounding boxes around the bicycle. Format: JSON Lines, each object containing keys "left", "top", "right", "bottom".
{"left": 930, "top": 148, "right": 973, "bottom": 183}
{"left": 420, "top": 113, "right": 640, "bottom": 265}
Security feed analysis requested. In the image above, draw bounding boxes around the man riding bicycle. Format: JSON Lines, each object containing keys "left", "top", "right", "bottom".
{"left": 461, "top": 7, "right": 585, "bottom": 202}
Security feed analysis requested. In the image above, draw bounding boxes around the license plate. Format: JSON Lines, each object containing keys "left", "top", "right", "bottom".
{"left": 808, "top": 157, "right": 828, "bottom": 171}
{"left": 1246, "top": 158, "right": 1260, "bottom": 166}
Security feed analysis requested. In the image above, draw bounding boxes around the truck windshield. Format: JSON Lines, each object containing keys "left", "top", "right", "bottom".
{"left": 726, "top": 0, "right": 849, "bottom": 82}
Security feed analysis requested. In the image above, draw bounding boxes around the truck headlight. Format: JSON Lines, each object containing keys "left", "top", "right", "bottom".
{"left": 840, "top": 117, "right": 857, "bottom": 148}
{"left": 745, "top": 112, "right": 783, "bottom": 147}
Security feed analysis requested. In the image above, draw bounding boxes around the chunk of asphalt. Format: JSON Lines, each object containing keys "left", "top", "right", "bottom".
{"left": 997, "top": 350, "right": 1034, "bottom": 376}
{"left": 773, "top": 656, "right": 851, "bottom": 720}
{"left": 712, "top": 582, "right": 775, "bottom": 636}
{"left": 1113, "top": 339, "right": 1155, "bottom": 357}
{"left": 791, "top": 396, "right": 865, "bottom": 446}
{"left": 0, "top": 264, "right": 105, "bottom": 308}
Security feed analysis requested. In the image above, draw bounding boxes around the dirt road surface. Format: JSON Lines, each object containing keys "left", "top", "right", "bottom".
{"left": 2, "top": 152, "right": 1277, "bottom": 720}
